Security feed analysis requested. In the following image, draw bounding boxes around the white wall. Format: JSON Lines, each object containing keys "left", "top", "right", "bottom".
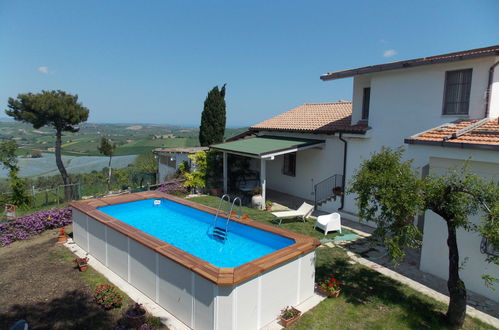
{"left": 157, "top": 153, "right": 191, "bottom": 182}
{"left": 351, "top": 74, "right": 371, "bottom": 124}
{"left": 256, "top": 131, "right": 344, "bottom": 211}
{"left": 419, "top": 157, "right": 499, "bottom": 301}
{"left": 342, "top": 56, "right": 499, "bottom": 217}
{"left": 489, "top": 60, "right": 499, "bottom": 118}
{"left": 71, "top": 209, "right": 316, "bottom": 329}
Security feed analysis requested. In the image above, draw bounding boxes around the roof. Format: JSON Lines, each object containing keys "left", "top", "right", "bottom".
{"left": 210, "top": 135, "right": 325, "bottom": 158}
{"left": 251, "top": 102, "right": 367, "bottom": 134}
{"left": 405, "top": 118, "right": 499, "bottom": 151}
{"left": 321, "top": 45, "right": 499, "bottom": 81}
{"left": 153, "top": 147, "right": 208, "bottom": 154}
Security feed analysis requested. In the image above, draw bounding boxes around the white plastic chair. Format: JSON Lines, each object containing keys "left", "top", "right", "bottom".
{"left": 314, "top": 213, "right": 342, "bottom": 235}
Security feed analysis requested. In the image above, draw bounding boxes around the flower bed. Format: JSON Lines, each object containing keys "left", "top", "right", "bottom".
{"left": 156, "top": 178, "right": 187, "bottom": 196}
{"left": 0, "top": 207, "right": 72, "bottom": 246}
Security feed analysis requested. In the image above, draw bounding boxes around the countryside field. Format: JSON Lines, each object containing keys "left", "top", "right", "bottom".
{"left": 0, "top": 120, "right": 246, "bottom": 157}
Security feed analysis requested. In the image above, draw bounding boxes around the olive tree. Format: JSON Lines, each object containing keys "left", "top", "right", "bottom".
{"left": 6, "top": 90, "right": 89, "bottom": 201}
{"left": 0, "top": 139, "right": 30, "bottom": 206}
{"left": 97, "top": 137, "right": 116, "bottom": 191}
{"left": 349, "top": 147, "right": 498, "bottom": 327}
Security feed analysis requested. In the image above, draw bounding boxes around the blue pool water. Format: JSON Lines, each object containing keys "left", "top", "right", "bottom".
{"left": 98, "top": 199, "right": 294, "bottom": 268}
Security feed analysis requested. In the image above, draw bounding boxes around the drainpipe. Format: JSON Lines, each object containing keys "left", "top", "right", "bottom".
{"left": 485, "top": 60, "right": 499, "bottom": 118}
{"left": 338, "top": 133, "right": 347, "bottom": 210}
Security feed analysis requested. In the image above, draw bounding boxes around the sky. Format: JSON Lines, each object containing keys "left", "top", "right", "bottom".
{"left": 0, "top": 1, "right": 498, "bottom": 127}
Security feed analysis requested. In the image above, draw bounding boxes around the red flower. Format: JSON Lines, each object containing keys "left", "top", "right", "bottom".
{"left": 328, "top": 283, "right": 333, "bottom": 287}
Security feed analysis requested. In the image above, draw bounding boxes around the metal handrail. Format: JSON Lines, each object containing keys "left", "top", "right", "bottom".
{"left": 226, "top": 196, "right": 242, "bottom": 233}
{"left": 314, "top": 174, "right": 343, "bottom": 208}
{"left": 212, "top": 194, "right": 230, "bottom": 229}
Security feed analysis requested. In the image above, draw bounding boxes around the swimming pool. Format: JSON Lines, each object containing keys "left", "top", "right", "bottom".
{"left": 98, "top": 198, "right": 294, "bottom": 268}
{"left": 71, "top": 191, "right": 319, "bottom": 330}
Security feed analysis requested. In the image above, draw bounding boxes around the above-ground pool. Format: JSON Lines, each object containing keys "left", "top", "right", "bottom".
{"left": 71, "top": 191, "right": 319, "bottom": 330}
{"left": 98, "top": 198, "right": 294, "bottom": 268}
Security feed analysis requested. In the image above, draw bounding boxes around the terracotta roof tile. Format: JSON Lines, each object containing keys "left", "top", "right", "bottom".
{"left": 251, "top": 102, "right": 367, "bottom": 134}
{"left": 406, "top": 118, "right": 499, "bottom": 150}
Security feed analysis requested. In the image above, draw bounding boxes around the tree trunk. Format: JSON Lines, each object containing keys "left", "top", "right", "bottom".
{"left": 55, "top": 129, "right": 72, "bottom": 201}
{"left": 446, "top": 220, "right": 467, "bottom": 327}
{"left": 107, "top": 155, "right": 112, "bottom": 192}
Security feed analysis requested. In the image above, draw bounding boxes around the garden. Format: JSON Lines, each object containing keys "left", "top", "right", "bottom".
{"left": 0, "top": 196, "right": 495, "bottom": 329}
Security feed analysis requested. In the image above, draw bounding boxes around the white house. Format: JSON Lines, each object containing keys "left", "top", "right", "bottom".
{"left": 405, "top": 119, "right": 499, "bottom": 300}
{"left": 320, "top": 45, "right": 499, "bottom": 222}
{"left": 319, "top": 45, "right": 499, "bottom": 300}
{"left": 211, "top": 102, "right": 367, "bottom": 208}
{"left": 154, "top": 147, "right": 208, "bottom": 183}
{"left": 213, "top": 45, "right": 499, "bottom": 301}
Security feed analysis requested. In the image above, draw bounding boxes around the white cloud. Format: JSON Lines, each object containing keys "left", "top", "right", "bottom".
{"left": 38, "top": 66, "right": 50, "bottom": 74}
{"left": 383, "top": 49, "right": 397, "bottom": 58}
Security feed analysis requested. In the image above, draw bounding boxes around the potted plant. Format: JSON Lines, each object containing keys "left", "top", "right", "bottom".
{"left": 73, "top": 256, "right": 90, "bottom": 272}
{"left": 57, "top": 227, "right": 68, "bottom": 243}
{"left": 316, "top": 274, "right": 342, "bottom": 297}
{"left": 125, "top": 303, "right": 146, "bottom": 328}
{"left": 265, "top": 200, "right": 273, "bottom": 211}
{"left": 279, "top": 306, "right": 301, "bottom": 327}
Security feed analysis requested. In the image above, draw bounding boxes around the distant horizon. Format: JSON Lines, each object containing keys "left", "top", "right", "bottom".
{"left": 0, "top": 117, "right": 248, "bottom": 129}
{"left": 1, "top": 1, "right": 497, "bottom": 126}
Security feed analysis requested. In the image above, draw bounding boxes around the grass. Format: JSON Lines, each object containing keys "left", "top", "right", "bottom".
{"left": 189, "top": 195, "right": 345, "bottom": 241}
{"left": 189, "top": 195, "right": 494, "bottom": 330}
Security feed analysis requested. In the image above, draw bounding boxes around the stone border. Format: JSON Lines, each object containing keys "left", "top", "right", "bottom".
{"left": 70, "top": 191, "right": 320, "bottom": 286}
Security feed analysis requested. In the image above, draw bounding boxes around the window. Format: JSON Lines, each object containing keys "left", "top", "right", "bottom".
{"left": 160, "top": 155, "right": 176, "bottom": 169}
{"left": 282, "top": 153, "right": 296, "bottom": 177}
{"left": 361, "top": 87, "right": 370, "bottom": 120}
{"left": 443, "top": 69, "right": 472, "bottom": 115}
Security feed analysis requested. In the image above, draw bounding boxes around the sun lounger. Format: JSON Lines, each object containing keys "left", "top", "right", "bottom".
{"left": 271, "top": 202, "right": 314, "bottom": 225}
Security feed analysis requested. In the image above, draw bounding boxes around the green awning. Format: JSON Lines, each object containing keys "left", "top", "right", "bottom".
{"left": 210, "top": 136, "right": 325, "bottom": 158}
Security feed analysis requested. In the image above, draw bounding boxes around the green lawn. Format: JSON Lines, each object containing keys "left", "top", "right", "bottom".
{"left": 189, "top": 195, "right": 493, "bottom": 330}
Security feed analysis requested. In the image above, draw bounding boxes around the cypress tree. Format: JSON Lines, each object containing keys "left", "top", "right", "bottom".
{"left": 199, "top": 84, "right": 226, "bottom": 146}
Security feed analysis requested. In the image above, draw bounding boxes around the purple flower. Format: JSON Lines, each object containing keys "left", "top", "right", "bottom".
{"left": 157, "top": 179, "right": 187, "bottom": 195}
{"left": 0, "top": 207, "right": 72, "bottom": 246}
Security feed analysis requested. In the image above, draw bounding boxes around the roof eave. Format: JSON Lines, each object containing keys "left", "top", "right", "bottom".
{"left": 250, "top": 127, "right": 368, "bottom": 135}
{"left": 321, "top": 48, "right": 499, "bottom": 81}
{"left": 404, "top": 138, "right": 499, "bottom": 151}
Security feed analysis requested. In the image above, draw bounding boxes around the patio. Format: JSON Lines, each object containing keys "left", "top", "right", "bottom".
{"left": 211, "top": 135, "right": 326, "bottom": 208}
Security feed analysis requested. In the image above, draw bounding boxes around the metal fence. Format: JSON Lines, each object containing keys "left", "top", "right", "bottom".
{"left": 1, "top": 183, "right": 81, "bottom": 210}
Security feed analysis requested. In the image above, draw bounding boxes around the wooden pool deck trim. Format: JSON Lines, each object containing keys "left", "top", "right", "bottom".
{"left": 70, "top": 191, "right": 320, "bottom": 286}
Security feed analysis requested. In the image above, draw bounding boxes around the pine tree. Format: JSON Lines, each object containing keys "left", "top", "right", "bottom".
{"left": 199, "top": 84, "right": 226, "bottom": 146}
{"left": 6, "top": 90, "right": 89, "bottom": 201}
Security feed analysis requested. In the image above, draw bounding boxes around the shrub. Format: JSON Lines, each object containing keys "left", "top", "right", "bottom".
{"left": 0, "top": 207, "right": 72, "bottom": 246}
{"left": 93, "top": 284, "right": 123, "bottom": 310}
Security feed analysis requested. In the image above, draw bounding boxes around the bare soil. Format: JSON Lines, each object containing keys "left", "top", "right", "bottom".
{"left": 0, "top": 230, "right": 116, "bottom": 329}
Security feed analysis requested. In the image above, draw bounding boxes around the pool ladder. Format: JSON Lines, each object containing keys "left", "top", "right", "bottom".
{"left": 211, "top": 194, "right": 242, "bottom": 241}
